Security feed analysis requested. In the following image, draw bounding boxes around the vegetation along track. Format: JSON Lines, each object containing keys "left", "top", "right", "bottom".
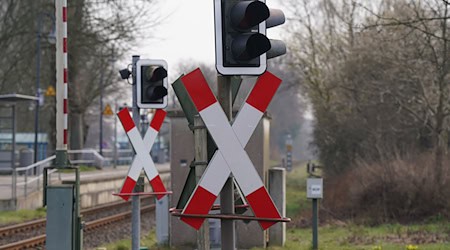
{"left": 0, "top": 198, "right": 154, "bottom": 250}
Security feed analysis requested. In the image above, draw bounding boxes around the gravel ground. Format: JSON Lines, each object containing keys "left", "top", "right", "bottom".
{"left": 0, "top": 226, "right": 46, "bottom": 246}
{"left": 84, "top": 210, "right": 155, "bottom": 249}
{"left": 83, "top": 198, "right": 153, "bottom": 222}
{"left": 0, "top": 199, "right": 153, "bottom": 247}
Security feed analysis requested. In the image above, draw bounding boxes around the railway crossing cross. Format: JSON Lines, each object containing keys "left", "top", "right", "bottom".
{"left": 180, "top": 69, "right": 282, "bottom": 230}
{"left": 117, "top": 108, "right": 168, "bottom": 200}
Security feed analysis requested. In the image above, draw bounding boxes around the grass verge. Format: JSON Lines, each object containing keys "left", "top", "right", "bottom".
{"left": 285, "top": 162, "right": 309, "bottom": 218}
{"left": 95, "top": 162, "right": 450, "bottom": 249}
{"left": 58, "top": 165, "right": 98, "bottom": 173}
{"left": 101, "top": 230, "right": 172, "bottom": 250}
{"left": 0, "top": 207, "right": 46, "bottom": 225}
{"left": 251, "top": 223, "right": 450, "bottom": 250}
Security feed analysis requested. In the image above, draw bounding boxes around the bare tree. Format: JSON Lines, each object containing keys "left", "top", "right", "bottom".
{"left": 359, "top": 0, "right": 450, "bottom": 184}
{"left": 0, "top": 0, "right": 163, "bottom": 152}
{"left": 285, "top": 0, "right": 450, "bottom": 177}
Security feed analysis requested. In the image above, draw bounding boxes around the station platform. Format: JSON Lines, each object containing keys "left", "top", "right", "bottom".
{"left": 0, "top": 163, "right": 170, "bottom": 211}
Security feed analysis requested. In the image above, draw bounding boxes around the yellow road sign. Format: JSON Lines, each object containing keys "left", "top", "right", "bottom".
{"left": 103, "top": 104, "right": 114, "bottom": 116}
{"left": 45, "top": 86, "right": 56, "bottom": 96}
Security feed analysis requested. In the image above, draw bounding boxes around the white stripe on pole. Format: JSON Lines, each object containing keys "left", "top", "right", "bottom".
{"left": 63, "top": 82, "right": 68, "bottom": 98}
{"left": 64, "top": 115, "right": 68, "bottom": 131}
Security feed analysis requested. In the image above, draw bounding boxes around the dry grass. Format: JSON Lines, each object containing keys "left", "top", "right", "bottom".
{"left": 323, "top": 152, "right": 450, "bottom": 224}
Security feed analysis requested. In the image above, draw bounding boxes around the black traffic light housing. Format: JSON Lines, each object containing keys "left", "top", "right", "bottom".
{"left": 214, "top": 0, "right": 286, "bottom": 75}
{"left": 136, "top": 59, "right": 168, "bottom": 109}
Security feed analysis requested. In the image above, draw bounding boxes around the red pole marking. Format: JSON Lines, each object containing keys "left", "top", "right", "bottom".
{"left": 150, "top": 109, "right": 166, "bottom": 131}
{"left": 63, "top": 38, "right": 67, "bottom": 53}
{"left": 117, "top": 108, "right": 135, "bottom": 133}
{"left": 64, "top": 69, "right": 68, "bottom": 83}
{"left": 245, "top": 71, "right": 282, "bottom": 113}
{"left": 62, "top": 7, "right": 67, "bottom": 22}
{"left": 63, "top": 99, "right": 67, "bottom": 113}
{"left": 246, "top": 186, "right": 280, "bottom": 230}
{"left": 181, "top": 68, "right": 216, "bottom": 112}
{"left": 181, "top": 186, "right": 217, "bottom": 230}
{"left": 63, "top": 129, "right": 67, "bottom": 145}
{"left": 149, "top": 175, "right": 168, "bottom": 200}
{"left": 63, "top": 3, "right": 68, "bottom": 148}
{"left": 119, "top": 176, "right": 136, "bottom": 201}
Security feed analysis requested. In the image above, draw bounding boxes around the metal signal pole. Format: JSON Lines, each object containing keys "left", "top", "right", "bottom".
{"left": 217, "top": 75, "right": 236, "bottom": 249}
{"left": 131, "top": 55, "right": 141, "bottom": 250}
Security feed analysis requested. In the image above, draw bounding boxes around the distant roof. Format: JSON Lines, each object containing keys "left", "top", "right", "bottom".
{"left": 0, "top": 94, "right": 38, "bottom": 102}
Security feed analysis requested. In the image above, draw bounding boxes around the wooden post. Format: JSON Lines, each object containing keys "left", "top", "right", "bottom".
{"left": 194, "top": 115, "right": 210, "bottom": 250}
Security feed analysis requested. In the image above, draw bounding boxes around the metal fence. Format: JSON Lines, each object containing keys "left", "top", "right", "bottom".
{"left": 6, "top": 148, "right": 134, "bottom": 200}
{"left": 11, "top": 155, "right": 59, "bottom": 199}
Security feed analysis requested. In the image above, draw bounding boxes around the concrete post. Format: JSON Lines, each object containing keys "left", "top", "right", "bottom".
{"left": 156, "top": 196, "right": 169, "bottom": 245}
{"left": 268, "top": 167, "right": 286, "bottom": 246}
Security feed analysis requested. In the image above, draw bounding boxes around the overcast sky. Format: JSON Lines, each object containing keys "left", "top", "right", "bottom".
{"left": 127, "top": 0, "right": 285, "bottom": 74}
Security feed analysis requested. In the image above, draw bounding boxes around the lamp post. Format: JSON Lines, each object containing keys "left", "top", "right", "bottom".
{"left": 99, "top": 47, "right": 116, "bottom": 156}
{"left": 35, "top": 12, "right": 56, "bottom": 166}
{"left": 99, "top": 68, "right": 104, "bottom": 156}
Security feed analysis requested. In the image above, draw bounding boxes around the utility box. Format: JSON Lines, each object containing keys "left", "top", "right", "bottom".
{"left": 307, "top": 178, "right": 323, "bottom": 199}
{"left": 46, "top": 185, "right": 75, "bottom": 250}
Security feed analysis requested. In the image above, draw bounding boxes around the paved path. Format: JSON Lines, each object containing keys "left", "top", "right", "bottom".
{"left": 0, "top": 163, "right": 170, "bottom": 200}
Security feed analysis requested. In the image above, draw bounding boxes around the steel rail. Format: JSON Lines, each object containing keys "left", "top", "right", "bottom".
{"left": 0, "top": 204, "right": 155, "bottom": 250}
{"left": 0, "top": 235, "right": 46, "bottom": 250}
{"left": 0, "top": 199, "right": 152, "bottom": 245}
{"left": 0, "top": 218, "right": 46, "bottom": 237}
{"left": 84, "top": 204, "right": 155, "bottom": 232}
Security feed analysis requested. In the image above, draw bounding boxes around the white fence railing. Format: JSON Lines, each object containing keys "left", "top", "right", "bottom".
{"left": 68, "top": 148, "right": 134, "bottom": 167}
{"left": 12, "top": 155, "right": 59, "bottom": 199}
{"left": 100, "top": 148, "right": 134, "bottom": 167}
{"left": 68, "top": 149, "right": 106, "bottom": 167}
{"left": 7, "top": 148, "right": 135, "bottom": 200}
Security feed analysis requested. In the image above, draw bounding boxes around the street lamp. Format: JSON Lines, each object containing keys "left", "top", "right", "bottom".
{"left": 99, "top": 62, "right": 104, "bottom": 156}
{"left": 99, "top": 47, "right": 117, "bottom": 156}
{"left": 35, "top": 12, "right": 56, "bottom": 165}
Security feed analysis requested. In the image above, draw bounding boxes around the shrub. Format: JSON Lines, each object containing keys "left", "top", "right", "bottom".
{"left": 323, "top": 152, "right": 450, "bottom": 224}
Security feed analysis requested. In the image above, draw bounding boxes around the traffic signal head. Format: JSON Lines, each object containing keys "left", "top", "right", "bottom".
{"left": 214, "top": 0, "right": 286, "bottom": 75}
{"left": 136, "top": 59, "right": 168, "bottom": 109}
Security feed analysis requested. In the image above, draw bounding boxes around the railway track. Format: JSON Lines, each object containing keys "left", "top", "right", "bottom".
{"left": 0, "top": 200, "right": 154, "bottom": 250}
